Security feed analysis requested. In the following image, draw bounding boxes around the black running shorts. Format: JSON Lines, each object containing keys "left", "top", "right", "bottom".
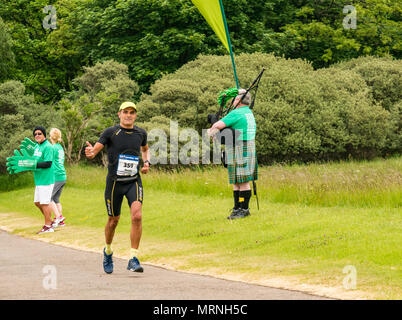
{"left": 104, "top": 176, "right": 143, "bottom": 217}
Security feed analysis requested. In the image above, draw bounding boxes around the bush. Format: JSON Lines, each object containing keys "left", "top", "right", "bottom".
{"left": 333, "top": 56, "right": 402, "bottom": 154}
{"left": 333, "top": 56, "right": 402, "bottom": 111}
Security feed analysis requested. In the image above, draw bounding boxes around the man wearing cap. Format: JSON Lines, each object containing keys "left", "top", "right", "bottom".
{"left": 85, "top": 101, "right": 150, "bottom": 274}
{"left": 31, "top": 127, "right": 56, "bottom": 233}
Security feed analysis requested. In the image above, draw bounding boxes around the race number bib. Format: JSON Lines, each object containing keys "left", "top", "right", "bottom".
{"left": 117, "top": 154, "right": 139, "bottom": 176}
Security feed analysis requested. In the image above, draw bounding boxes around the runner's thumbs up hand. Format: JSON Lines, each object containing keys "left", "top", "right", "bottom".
{"left": 85, "top": 141, "right": 94, "bottom": 159}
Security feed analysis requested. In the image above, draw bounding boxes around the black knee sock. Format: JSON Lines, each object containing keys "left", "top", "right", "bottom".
{"left": 233, "top": 190, "right": 240, "bottom": 209}
{"left": 239, "top": 190, "right": 252, "bottom": 210}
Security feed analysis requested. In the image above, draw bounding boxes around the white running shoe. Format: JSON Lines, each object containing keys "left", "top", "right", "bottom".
{"left": 57, "top": 221, "right": 66, "bottom": 227}
{"left": 52, "top": 216, "right": 66, "bottom": 228}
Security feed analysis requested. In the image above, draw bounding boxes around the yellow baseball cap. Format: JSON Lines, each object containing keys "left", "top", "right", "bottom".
{"left": 119, "top": 101, "right": 137, "bottom": 112}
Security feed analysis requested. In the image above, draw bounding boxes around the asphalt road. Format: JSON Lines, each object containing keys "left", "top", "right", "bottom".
{"left": 0, "top": 230, "right": 330, "bottom": 300}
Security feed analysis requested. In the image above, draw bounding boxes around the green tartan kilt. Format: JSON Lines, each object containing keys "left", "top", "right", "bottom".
{"left": 225, "top": 140, "right": 258, "bottom": 184}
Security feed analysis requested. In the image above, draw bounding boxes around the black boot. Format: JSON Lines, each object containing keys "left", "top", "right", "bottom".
{"left": 227, "top": 208, "right": 250, "bottom": 219}
{"left": 237, "top": 208, "right": 250, "bottom": 218}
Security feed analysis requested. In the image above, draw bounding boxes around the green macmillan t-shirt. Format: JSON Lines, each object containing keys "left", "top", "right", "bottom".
{"left": 52, "top": 143, "right": 67, "bottom": 182}
{"left": 221, "top": 106, "right": 256, "bottom": 141}
{"left": 33, "top": 139, "right": 55, "bottom": 186}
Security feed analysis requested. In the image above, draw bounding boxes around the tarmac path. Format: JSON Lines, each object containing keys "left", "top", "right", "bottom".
{"left": 0, "top": 230, "right": 330, "bottom": 300}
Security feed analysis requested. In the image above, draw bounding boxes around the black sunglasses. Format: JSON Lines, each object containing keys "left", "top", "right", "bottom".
{"left": 34, "top": 132, "right": 43, "bottom": 136}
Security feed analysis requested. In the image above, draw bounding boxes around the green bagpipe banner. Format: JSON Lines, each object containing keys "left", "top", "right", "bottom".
{"left": 191, "top": 0, "right": 239, "bottom": 87}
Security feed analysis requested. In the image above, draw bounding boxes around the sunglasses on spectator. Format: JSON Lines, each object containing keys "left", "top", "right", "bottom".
{"left": 34, "top": 132, "right": 43, "bottom": 136}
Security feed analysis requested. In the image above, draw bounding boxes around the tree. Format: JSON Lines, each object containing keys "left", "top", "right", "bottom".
{"left": 261, "top": 0, "right": 401, "bottom": 68}
{"left": 0, "top": 17, "right": 15, "bottom": 82}
{"left": 1, "top": 0, "right": 400, "bottom": 104}
{"left": 0, "top": 0, "right": 88, "bottom": 103}
{"left": 68, "top": 0, "right": 401, "bottom": 94}
{"left": 71, "top": 0, "right": 209, "bottom": 93}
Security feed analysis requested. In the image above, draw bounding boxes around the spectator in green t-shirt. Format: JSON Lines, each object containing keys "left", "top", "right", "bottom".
{"left": 49, "top": 128, "right": 67, "bottom": 228}
{"left": 208, "top": 89, "right": 258, "bottom": 219}
{"left": 32, "top": 126, "right": 56, "bottom": 234}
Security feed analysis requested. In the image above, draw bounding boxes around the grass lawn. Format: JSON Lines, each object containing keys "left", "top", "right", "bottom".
{"left": 0, "top": 157, "right": 401, "bottom": 299}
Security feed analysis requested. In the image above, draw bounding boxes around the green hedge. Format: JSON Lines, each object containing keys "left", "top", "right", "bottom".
{"left": 136, "top": 53, "right": 401, "bottom": 164}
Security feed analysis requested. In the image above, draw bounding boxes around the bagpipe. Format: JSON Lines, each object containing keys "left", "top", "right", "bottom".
{"left": 207, "top": 68, "right": 265, "bottom": 125}
{"left": 207, "top": 68, "right": 265, "bottom": 148}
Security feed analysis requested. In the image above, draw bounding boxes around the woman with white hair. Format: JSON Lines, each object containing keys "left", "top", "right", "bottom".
{"left": 49, "top": 128, "right": 67, "bottom": 227}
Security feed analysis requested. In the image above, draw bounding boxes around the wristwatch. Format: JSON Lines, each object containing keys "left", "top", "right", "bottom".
{"left": 144, "top": 160, "right": 151, "bottom": 166}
